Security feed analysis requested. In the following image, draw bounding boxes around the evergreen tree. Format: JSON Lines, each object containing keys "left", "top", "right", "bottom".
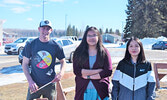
{"left": 123, "top": 0, "right": 133, "bottom": 39}
{"left": 124, "top": 0, "right": 167, "bottom": 39}
{"left": 99, "top": 28, "right": 103, "bottom": 35}
{"left": 72, "top": 26, "right": 76, "bottom": 36}
{"left": 157, "top": 0, "right": 167, "bottom": 37}
{"left": 109, "top": 28, "right": 113, "bottom": 34}
{"left": 79, "top": 30, "right": 83, "bottom": 37}
{"left": 105, "top": 28, "right": 109, "bottom": 33}
{"left": 132, "top": 0, "right": 162, "bottom": 38}
{"left": 66, "top": 24, "right": 73, "bottom": 36}
{"left": 115, "top": 29, "right": 121, "bottom": 36}
{"left": 75, "top": 28, "right": 78, "bottom": 37}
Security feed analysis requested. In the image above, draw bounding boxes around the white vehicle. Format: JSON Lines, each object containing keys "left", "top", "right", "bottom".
{"left": 53, "top": 38, "right": 78, "bottom": 63}
{"left": 4, "top": 37, "right": 37, "bottom": 55}
{"left": 60, "top": 36, "right": 78, "bottom": 41}
{"left": 18, "top": 38, "right": 78, "bottom": 64}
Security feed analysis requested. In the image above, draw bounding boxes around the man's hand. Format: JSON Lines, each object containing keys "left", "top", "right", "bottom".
{"left": 22, "top": 56, "right": 38, "bottom": 94}
{"left": 52, "top": 58, "right": 66, "bottom": 82}
{"left": 52, "top": 72, "right": 64, "bottom": 83}
{"left": 29, "top": 80, "right": 38, "bottom": 94}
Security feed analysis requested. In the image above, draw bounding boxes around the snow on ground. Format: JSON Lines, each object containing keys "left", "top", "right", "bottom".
{"left": 103, "top": 43, "right": 120, "bottom": 48}
{"left": 0, "top": 63, "right": 73, "bottom": 86}
{"left": 0, "top": 36, "right": 167, "bottom": 86}
{"left": 0, "top": 73, "right": 26, "bottom": 86}
{"left": 141, "top": 36, "right": 167, "bottom": 49}
{"left": 0, "top": 46, "right": 4, "bottom": 54}
{"left": 119, "top": 36, "right": 167, "bottom": 49}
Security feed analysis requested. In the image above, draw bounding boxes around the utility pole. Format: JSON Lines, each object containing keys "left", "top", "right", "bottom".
{"left": 42, "top": 0, "right": 46, "bottom": 20}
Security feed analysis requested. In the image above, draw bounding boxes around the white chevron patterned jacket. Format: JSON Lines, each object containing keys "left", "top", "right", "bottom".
{"left": 111, "top": 59, "right": 156, "bottom": 100}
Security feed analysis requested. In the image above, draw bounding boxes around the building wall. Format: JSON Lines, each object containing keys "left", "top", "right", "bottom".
{"left": 0, "top": 20, "right": 3, "bottom": 47}
{"left": 102, "top": 33, "right": 122, "bottom": 43}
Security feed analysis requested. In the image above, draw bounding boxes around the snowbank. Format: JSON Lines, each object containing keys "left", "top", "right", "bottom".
{"left": 119, "top": 36, "right": 167, "bottom": 49}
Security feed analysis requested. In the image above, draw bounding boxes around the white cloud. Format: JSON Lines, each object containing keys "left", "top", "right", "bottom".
{"left": 49, "top": 0, "right": 64, "bottom": 2}
{"left": 11, "top": 7, "right": 27, "bottom": 13}
{"left": 0, "top": 4, "right": 7, "bottom": 7}
{"left": 74, "top": 1, "right": 79, "bottom": 4}
{"left": 3, "top": 0, "right": 25, "bottom": 5}
{"left": 27, "top": 18, "right": 33, "bottom": 21}
{"left": 32, "top": 4, "right": 41, "bottom": 7}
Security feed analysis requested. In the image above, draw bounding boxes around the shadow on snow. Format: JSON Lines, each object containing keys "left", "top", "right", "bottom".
{"left": 0, "top": 65, "right": 22, "bottom": 74}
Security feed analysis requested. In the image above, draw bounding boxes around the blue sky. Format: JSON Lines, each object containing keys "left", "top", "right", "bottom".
{"left": 0, "top": 0, "right": 127, "bottom": 32}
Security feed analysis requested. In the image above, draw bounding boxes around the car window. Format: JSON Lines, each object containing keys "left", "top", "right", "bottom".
{"left": 156, "top": 41, "right": 161, "bottom": 44}
{"left": 160, "top": 41, "right": 163, "bottom": 44}
{"left": 164, "top": 41, "right": 167, "bottom": 44}
{"left": 57, "top": 40, "right": 63, "bottom": 46}
{"left": 28, "top": 38, "right": 34, "bottom": 42}
{"left": 25, "top": 38, "right": 35, "bottom": 44}
{"left": 14, "top": 38, "right": 27, "bottom": 43}
{"left": 53, "top": 38, "right": 57, "bottom": 41}
{"left": 74, "top": 37, "right": 77, "bottom": 41}
{"left": 67, "top": 40, "right": 73, "bottom": 45}
{"left": 62, "top": 40, "right": 69, "bottom": 46}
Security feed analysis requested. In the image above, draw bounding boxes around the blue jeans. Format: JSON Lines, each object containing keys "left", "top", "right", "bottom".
{"left": 84, "top": 89, "right": 109, "bottom": 100}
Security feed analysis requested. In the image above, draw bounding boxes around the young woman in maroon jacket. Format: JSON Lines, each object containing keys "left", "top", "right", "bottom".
{"left": 73, "top": 26, "right": 112, "bottom": 100}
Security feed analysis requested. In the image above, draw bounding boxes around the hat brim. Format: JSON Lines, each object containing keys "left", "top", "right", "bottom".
{"left": 40, "top": 25, "right": 52, "bottom": 29}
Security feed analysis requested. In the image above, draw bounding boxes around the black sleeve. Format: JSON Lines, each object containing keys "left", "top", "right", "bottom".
{"left": 111, "top": 80, "right": 119, "bottom": 100}
{"left": 55, "top": 45, "right": 65, "bottom": 60}
{"left": 22, "top": 41, "right": 32, "bottom": 58}
{"left": 111, "top": 62, "right": 121, "bottom": 100}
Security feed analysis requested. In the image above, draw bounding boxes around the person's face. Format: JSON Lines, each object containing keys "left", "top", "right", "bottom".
{"left": 86, "top": 30, "right": 98, "bottom": 46}
{"left": 38, "top": 26, "right": 52, "bottom": 41}
{"left": 128, "top": 40, "right": 140, "bottom": 57}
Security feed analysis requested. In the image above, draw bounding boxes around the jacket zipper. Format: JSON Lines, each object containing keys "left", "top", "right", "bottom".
{"left": 133, "top": 63, "right": 136, "bottom": 100}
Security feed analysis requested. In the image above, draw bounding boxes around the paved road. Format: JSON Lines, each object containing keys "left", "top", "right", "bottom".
{"left": 0, "top": 48, "right": 167, "bottom": 69}
{"left": 0, "top": 54, "right": 20, "bottom": 69}
{"left": 108, "top": 48, "right": 167, "bottom": 64}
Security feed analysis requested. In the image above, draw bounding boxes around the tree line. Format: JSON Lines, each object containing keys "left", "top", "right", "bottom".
{"left": 124, "top": 0, "right": 167, "bottom": 39}
{"left": 4, "top": 25, "right": 121, "bottom": 39}
{"left": 66, "top": 25, "right": 121, "bottom": 37}
{"left": 4, "top": 29, "right": 66, "bottom": 38}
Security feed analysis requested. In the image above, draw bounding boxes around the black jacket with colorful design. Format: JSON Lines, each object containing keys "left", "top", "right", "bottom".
{"left": 111, "top": 59, "right": 156, "bottom": 100}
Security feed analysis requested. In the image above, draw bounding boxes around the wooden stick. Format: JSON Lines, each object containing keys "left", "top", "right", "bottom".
{"left": 31, "top": 81, "right": 53, "bottom": 94}
{"left": 56, "top": 81, "right": 67, "bottom": 100}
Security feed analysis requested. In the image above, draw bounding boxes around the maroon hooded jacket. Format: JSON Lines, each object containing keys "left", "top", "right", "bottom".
{"left": 73, "top": 48, "right": 112, "bottom": 100}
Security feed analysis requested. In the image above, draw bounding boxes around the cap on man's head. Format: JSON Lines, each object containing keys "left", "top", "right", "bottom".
{"left": 39, "top": 20, "right": 52, "bottom": 28}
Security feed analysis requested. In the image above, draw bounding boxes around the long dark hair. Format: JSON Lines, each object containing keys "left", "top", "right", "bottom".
{"left": 123, "top": 37, "right": 146, "bottom": 63}
{"left": 73, "top": 26, "right": 107, "bottom": 67}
